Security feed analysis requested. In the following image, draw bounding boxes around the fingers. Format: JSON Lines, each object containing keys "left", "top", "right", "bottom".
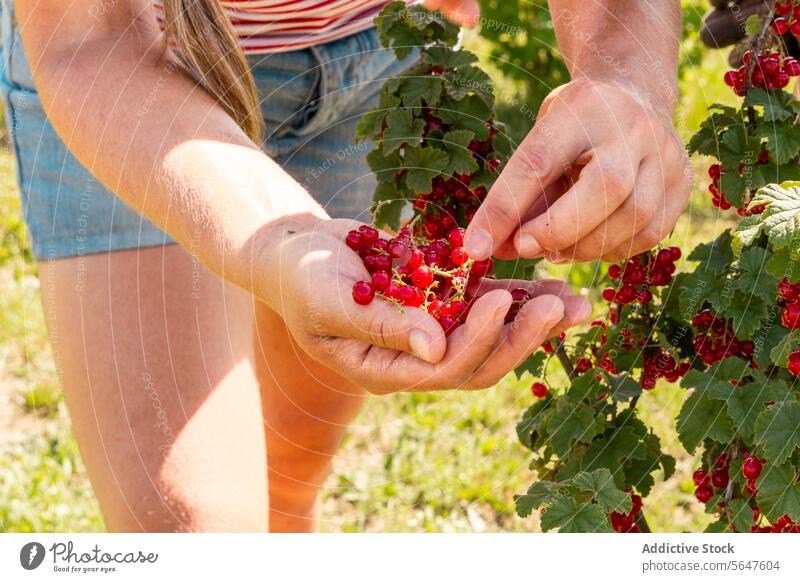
{"left": 512, "top": 147, "right": 639, "bottom": 259}
{"left": 424, "top": 0, "right": 480, "bottom": 26}
{"left": 601, "top": 172, "right": 691, "bottom": 261}
{"left": 463, "top": 115, "right": 590, "bottom": 260}
{"left": 322, "top": 282, "right": 449, "bottom": 364}
{"left": 328, "top": 290, "right": 516, "bottom": 394}
{"left": 468, "top": 295, "right": 566, "bottom": 388}
{"left": 554, "top": 156, "right": 664, "bottom": 262}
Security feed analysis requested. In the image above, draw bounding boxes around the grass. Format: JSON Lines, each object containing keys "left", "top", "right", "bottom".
{"left": 0, "top": 13, "right": 740, "bottom": 531}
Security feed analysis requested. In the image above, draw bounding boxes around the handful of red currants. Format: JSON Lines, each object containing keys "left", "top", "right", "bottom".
{"left": 347, "top": 224, "right": 532, "bottom": 334}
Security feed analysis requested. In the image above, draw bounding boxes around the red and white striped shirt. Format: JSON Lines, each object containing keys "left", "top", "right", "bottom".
{"left": 151, "top": 0, "right": 407, "bottom": 54}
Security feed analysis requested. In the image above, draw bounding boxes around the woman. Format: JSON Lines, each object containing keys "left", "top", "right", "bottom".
{"left": 1, "top": 0, "right": 590, "bottom": 532}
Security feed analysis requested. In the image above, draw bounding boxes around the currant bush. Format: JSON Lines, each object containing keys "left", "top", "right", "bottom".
{"left": 361, "top": 2, "right": 800, "bottom": 532}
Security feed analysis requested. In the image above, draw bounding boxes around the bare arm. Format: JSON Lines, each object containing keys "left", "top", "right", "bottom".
{"left": 15, "top": 0, "right": 323, "bottom": 293}
{"left": 15, "top": 0, "right": 590, "bottom": 391}
{"left": 551, "top": 0, "right": 680, "bottom": 120}
{"left": 464, "top": 0, "right": 691, "bottom": 263}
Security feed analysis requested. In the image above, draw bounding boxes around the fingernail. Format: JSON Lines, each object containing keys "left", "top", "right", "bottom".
{"left": 409, "top": 329, "right": 432, "bottom": 362}
{"left": 517, "top": 233, "right": 543, "bottom": 257}
{"left": 494, "top": 302, "right": 512, "bottom": 321}
{"left": 465, "top": 229, "right": 491, "bottom": 259}
{"left": 548, "top": 251, "right": 566, "bottom": 264}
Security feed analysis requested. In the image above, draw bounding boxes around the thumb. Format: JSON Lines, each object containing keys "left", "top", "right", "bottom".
{"left": 314, "top": 281, "right": 448, "bottom": 364}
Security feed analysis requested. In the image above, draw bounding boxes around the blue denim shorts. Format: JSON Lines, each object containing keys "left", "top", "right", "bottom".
{"left": 0, "top": 2, "right": 415, "bottom": 260}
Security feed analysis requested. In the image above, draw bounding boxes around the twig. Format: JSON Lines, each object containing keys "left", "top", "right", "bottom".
{"left": 635, "top": 510, "right": 652, "bottom": 533}
{"left": 554, "top": 339, "right": 575, "bottom": 379}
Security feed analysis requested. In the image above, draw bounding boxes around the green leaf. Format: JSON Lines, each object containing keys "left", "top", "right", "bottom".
{"left": 539, "top": 497, "right": 612, "bottom": 533}
{"left": 752, "top": 317, "right": 789, "bottom": 369}
{"left": 437, "top": 95, "right": 492, "bottom": 139}
{"left": 514, "top": 480, "right": 559, "bottom": 517}
{"left": 604, "top": 372, "right": 643, "bottom": 402}
{"left": 514, "top": 351, "right": 547, "bottom": 380}
{"left": 581, "top": 426, "right": 647, "bottom": 475}
{"left": 572, "top": 469, "right": 632, "bottom": 514}
{"left": 382, "top": 108, "right": 425, "bottom": 154}
{"left": 545, "top": 401, "right": 603, "bottom": 457}
{"left": 687, "top": 105, "right": 741, "bottom": 156}
{"left": 678, "top": 268, "right": 730, "bottom": 319}
{"left": 661, "top": 454, "right": 677, "bottom": 480}
{"left": 736, "top": 246, "right": 778, "bottom": 303}
{"left": 366, "top": 148, "right": 402, "bottom": 182}
{"left": 722, "top": 296, "right": 768, "bottom": 338}
{"left": 745, "top": 14, "right": 765, "bottom": 37}
{"left": 687, "top": 231, "right": 734, "bottom": 272}
{"left": 744, "top": 88, "right": 796, "bottom": 122}
{"left": 755, "top": 461, "right": 800, "bottom": 523}
{"left": 399, "top": 75, "right": 443, "bottom": 107}
{"left": 727, "top": 498, "right": 754, "bottom": 533}
{"left": 371, "top": 181, "right": 404, "bottom": 230}
{"left": 490, "top": 257, "right": 538, "bottom": 279}
{"left": 747, "top": 181, "right": 800, "bottom": 249}
{"left": 423, "top": 46, "right": 478, "bottom": 69}
{"left": 403, "top": 146, "right": 449, "bottom": 193}
{"left": 564, "top": 373, "right": 605, "bottom": 404}
{"left": 355, "top": 109, "right": 387, "bottom": 142}
{"left": 708, "top": 376, "right": 789, "bottom": 440}
{"left": 443, "top": 65, "right": 493, "bottom": 103}
{"left": 676, "top": 390, "right": 735, "bottom": 453}
{"left": 441, "top": 129, "right": 479, "bottom": 175}
{"left": 770, "top": 329, "right": 800, "bottom": 366}
{"left": 754, "top": 400, "right": 800, "bottom": 465}
{"left": 766, "top": 247, "right": 800, "bottom": 283}
{"left": 756, "top": 120, "right": 800, "bottom": 165}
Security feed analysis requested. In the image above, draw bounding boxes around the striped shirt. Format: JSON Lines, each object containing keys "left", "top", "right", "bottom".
{"left": 151, "top": 0, "right": 405, "bottom": 54}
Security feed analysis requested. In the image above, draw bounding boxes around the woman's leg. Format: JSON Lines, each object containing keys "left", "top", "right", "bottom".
{"left": 255, "top": 304, "right": 367, "bottom": 532}
{"left": 41, "top": 244, "right": 268, "bottom": 532}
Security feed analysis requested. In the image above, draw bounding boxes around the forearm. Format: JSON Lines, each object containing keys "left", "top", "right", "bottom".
{"left": 18, "top": 16, "right": 325, "bottom": 292}
{"left": 549, "top": 0, "right": 680, "bottom": 118}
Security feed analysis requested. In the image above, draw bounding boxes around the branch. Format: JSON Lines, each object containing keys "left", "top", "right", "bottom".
{"left": 554, "top": 339, "right": 575, "bottom": 379}
{"left": 635, "top": 510, "right": 652, "bottom": 533}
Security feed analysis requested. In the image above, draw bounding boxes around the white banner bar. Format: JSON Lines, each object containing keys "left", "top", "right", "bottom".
{"left": 1, "top": 533, "right": 798, "bottom": 581}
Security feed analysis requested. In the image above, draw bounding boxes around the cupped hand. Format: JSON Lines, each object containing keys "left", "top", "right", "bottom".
{"left": 464, "top": 79, "right": 692, "bottom": 263}
{"left": 259, "top": 217, "right": 591, "bottom": 394}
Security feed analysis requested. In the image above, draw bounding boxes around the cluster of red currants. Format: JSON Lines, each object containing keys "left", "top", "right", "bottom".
{"left": 723, "top": 49, "right": 799, "bottom": 95}
{"left": 691, "top": 309, "right": 755, "bottom": 366}
{"left": 692, "top": 453, "right": 734, "bottom": 504}
{"left": 347, "top": 224, "right": 512, "bottom": 334}
{"left": 602, "top": 248, "right": 681, "bottom": 305}
{"left": 640, "top": 347, "right": 691, "bottom": 391}
{"left": 707, "top": 162, "right": 768, "bottom": 214}
{"left": 608, "top": 490, "right": 643, "bottom": 533}
{"left": 773, "top": 1, "right": 800, "bottom": 38}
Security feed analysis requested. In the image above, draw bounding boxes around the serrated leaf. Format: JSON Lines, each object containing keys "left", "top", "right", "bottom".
{"left": 572, "top": 469, "right": 632, "bottom": 514}
{"left": 539, "top": 497, "right": 612, "bottom": 533}
{"left": 371, "top": 181, "right": 404, "bottom": 230}
{"left": 744, "top": 87, "right": 796, "bottom": 122}
{"left": 745, "top": 14, "right": 765, "bottom": 37}
{"left": 754, "top": 400, "right": 800, "bottom": 465}
{"left": 382, "top": 108, "right": 425, "bottom": 154}
{"left": 756, "top": 121, "right": 800, "bottom": 165}
{"left": 678, "top": 268, "right": 731, "bottom": 319}
{"left": 770, "top": 329, "right": 800, "bottom": 366}
{"left": 514, "top": 480, "right": 559, "bottom": 517}
{"left": 747, "top": 181, "right": 800, "bottom": 249}
{"left": 490, "top": 257, "right": 538, "bottom": 279}
{"left": 752, "top": 316, "right": 788, "bottom": 368}
{"left": 581, "top": 426, "right": 647, "bottom": 476}
{"left": 604, "top": 372, "right": 643, "bottom": 402}
{"left": 727, "top": 498, "right": 754, "bottom": 533}
{"left": 443, "top": 65, "right": 493, "bottom": 103}
{"left": 722, "top": 296, "right": 768, "bottom": 338}
{"left": 423, "top": 46, "right": 478, "bottom": 69}
{"left": 766, "top": 247, "right": 800, "bottom": 283}
{"left": 565, "top": 373, "right": 604, "bottom": 404}
{"left": 514, "top": 351, "right": 547, "bottom": 380}
{"left": 755, "top": 461, "right": 800, "bottom": 523}
{"left": 676, "top": 390, "right": 735, "bottom": 453}
{"left": 355, "top": 109, "right": 388, "bottom": 142}
{"left": 545, "top": 401, "right": 603, "bottom": 457}
{"left": 437, "top": 95, "right": 492, "bottom": 139}
{"left": 399, "top": 75, "right": 443, "bottom": 107}
{"left": 661, "top": 454, "right": 677, "bottom": 480}
{"left": 366, "top": 148, "right": 402, "bottom": 182}
{"left": 688, "top": 230, "right": 734, "bottom": 272}
{"left": 736, "top": 246, "right": 778, "bottom": 303}
{"left": 403, "top": 146, "right": 449, "bottom": 193}
{"left": 441, "top": 129, "right": 479, "bottom": 175}
{"left": 708, "top": 376, "right": 789, "bottom": 440}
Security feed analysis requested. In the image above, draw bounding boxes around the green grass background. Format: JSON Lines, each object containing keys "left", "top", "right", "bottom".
{"left": 0, "top": 2, "right": 746, "bottom": 532}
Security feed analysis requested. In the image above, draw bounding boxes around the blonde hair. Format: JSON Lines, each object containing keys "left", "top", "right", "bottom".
{"left": 162, "top": 0, "right": 263, "bottom": 143}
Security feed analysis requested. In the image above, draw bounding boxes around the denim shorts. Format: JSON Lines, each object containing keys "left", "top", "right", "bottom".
{"left": 0, "top": 2, "right": 415, "bottom": 260}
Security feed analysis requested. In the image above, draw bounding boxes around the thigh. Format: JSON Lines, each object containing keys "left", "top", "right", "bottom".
{"left": 41, "top": 245, "right": 267, "bottom": 532}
